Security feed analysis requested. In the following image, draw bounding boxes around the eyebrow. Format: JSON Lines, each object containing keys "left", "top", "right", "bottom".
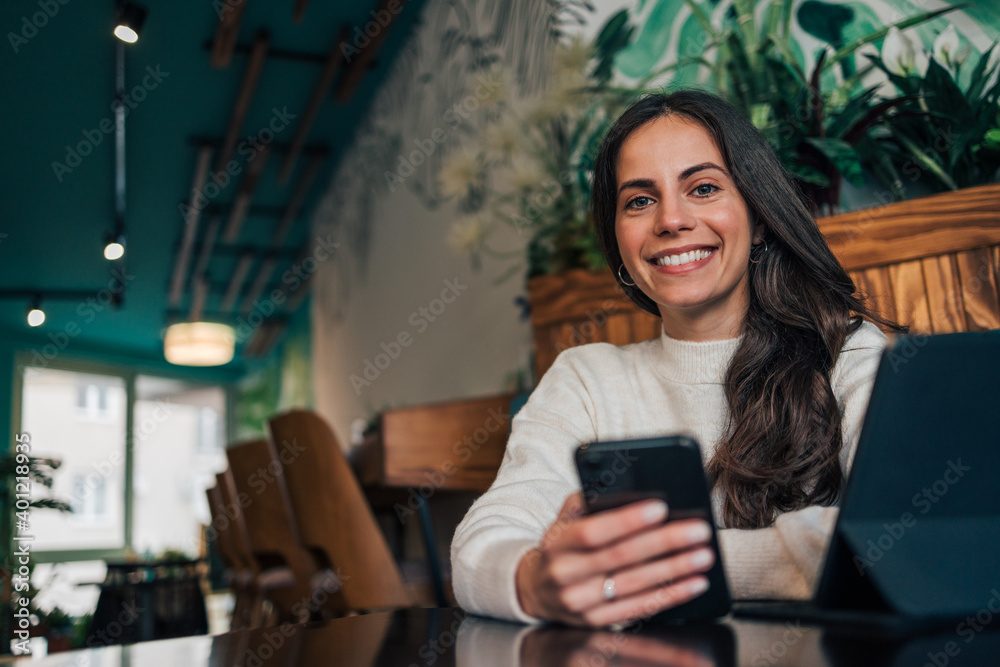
{"left": 680, "top": 162, "right": 729, "bottom": 180}
{"left": 617, "top": 162, "right": 730, "bottom": 196}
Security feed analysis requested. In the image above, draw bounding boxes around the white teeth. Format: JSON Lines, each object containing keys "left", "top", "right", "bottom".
{"left": 655, "top": 248, "right": 713, "bottom": 267}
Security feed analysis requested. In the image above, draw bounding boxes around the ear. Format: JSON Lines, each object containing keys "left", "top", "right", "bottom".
{"left": 751, "top": 222, "right": 766, "bottom": 246}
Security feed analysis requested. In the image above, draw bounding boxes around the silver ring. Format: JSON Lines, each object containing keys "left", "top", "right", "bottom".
{"left": 602, "top": 577, "right": 616, "bottom": 601}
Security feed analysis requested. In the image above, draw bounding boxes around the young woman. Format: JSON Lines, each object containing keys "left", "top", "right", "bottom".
{"left": 451, "top": 89, "right": 901, "bottom": 627}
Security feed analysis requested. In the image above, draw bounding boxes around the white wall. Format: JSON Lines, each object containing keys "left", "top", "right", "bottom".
{"left": 310, "top": 0, "right": 563, "bottom": 446}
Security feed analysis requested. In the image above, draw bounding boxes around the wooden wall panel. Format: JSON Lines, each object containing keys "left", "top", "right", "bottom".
{"left": 956, "top": 247, "right": 1000, "bottom": 331}
{"left": 820, "top": 182, "right": 1000, "bottom": 270}
{"left": 372, "top": 394, "right": 515, "bottom": 492}
{"left": 922, "top": 254, "right": 965, "bottom": 334}
{"left": 605, "top": 312, "right": 633, "bottom": 346}
{"left": 888, "top": 261, "right": 932, "bottom": 333}
{"left": 533, "top": 326, "right": 557, "bottom": 382}
{"left": 529, "top": 269, "right": 635, "bottom": 327}
{"left": 852, "top": 266, "right": 898, "bottom": 326}
{"left": 632, "top": 309, "right": 662, "bottom": 342}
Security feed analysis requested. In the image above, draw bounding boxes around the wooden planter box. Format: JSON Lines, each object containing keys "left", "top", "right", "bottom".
{"left": 529, "top": 183, "right": 1000, "bottom": 380}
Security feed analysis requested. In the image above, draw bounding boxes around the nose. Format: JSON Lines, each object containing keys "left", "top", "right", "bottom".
{"left": 653, "top": 192, "right": 695, "bottom": 236}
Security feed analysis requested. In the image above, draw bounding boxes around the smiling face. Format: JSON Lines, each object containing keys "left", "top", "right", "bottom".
{"left": 615, "top": 114, "right": 763, "bottom": 341}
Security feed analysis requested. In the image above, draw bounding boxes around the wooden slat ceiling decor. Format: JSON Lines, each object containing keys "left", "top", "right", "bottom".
{"left": 166, "top": 2, "right": 408, "bottom": 359}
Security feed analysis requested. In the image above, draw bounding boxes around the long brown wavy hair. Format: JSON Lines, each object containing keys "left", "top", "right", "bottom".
{"left": 591, "top": 90, "right": 904, "bottom": 529}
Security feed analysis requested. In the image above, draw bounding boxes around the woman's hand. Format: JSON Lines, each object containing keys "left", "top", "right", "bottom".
{"left": 515, "top": 492, "right": 716, "bottom": 627}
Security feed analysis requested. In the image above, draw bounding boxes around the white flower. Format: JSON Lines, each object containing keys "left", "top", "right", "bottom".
{"left": 505, "top": 155, "right": 548, "bottom": 192}
{"left": 933, "top": 25, "right": 962, "bottom": 68}
{"left": 554, "top": 35, "right": 593, "bottom": 80}
{"left": 484, "top": 118, "right": 523, "bottom": 158}
{"left": 447, "top": 214, "right": 491, "bottom": 253}
{"left": 438, "top": 148, "right": 481, "bottom": 199}
{"left": 881, "top": 27, "right": 928, "bottom": 77}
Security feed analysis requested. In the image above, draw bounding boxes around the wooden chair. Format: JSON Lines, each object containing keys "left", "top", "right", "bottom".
{"left": 225, "top": 440, "right": 345, "bottom": 621}
{"left": 205, "top": 482, "right": 272, "bottom": 630}
{"left": 267, "top": 410, "right": 415, "bottom": 612}
{"left": 213, "top": 469, "right": 300, "bottom": 628}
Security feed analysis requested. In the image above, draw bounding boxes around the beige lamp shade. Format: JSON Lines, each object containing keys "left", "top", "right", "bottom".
{"left": 164, "top": 322, "right": 235, "bottom": 366}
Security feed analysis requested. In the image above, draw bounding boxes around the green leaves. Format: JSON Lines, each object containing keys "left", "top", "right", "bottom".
{"left": 805, "top": 138, "right": 864, "bottom": 186}
{"left": 673, "top": 0, "right": 981, "bottom": 213}
{"left": 592, "top": 9, "right": 634, "bottom": 84}
{"left": 865, "top": 37, "right": 1000, "bottom": 195}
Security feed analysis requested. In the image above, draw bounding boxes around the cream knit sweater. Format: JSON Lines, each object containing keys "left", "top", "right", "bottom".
{"left": 451, "top": 321, "right": 887, "bottom": 623}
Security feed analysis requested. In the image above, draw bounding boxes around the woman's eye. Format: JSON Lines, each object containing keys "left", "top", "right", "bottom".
{"left": 692, "top": 183, "right": 718, "bottom": 197}
{"left": 626, "top": 196, "right": 653, "bottom": 210}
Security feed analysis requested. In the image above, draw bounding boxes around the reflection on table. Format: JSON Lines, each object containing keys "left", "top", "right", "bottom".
{"left": 26, "top": 606, "right": 1000, "bottom": 666}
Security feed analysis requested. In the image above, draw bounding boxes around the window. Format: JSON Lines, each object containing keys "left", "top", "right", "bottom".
{"left": 76, "top": 382, "right": 114, "bottom": 421}
{"left": 132, "top": 376, "right": 228, "bottom": 558}
{"left": 22, "top": 367, "right": 127, "bottom": 552}
{"left": 17, "top": 361, "right": 229, "bottom": 563}
{"left": 197, "top": 406, "right": 222, "bottom": 454}
{"left": 71, "top": 474, "right": 109, "bottom": 522}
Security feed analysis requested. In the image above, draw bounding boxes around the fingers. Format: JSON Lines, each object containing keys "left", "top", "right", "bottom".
{"left": 548, "top": 518, "right": 712, "bottom": 587}
{"left": 558, "top": 543, "right": 715, "bottom": 613}
{"left": 557, "top": 492, "right": 585, "bottom": 521}
{"left": 573, "top": 576, "right": 711, "bottom": 629}
{"left": 558, "top": 499, "right": 668, "bottom": 551}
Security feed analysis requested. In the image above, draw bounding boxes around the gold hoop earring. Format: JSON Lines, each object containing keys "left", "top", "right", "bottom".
{"left": 618, "top": 263, "right": 636, "bottom": 287}
{"left": 749, "top": 240, "right": 769, "bottom": 265}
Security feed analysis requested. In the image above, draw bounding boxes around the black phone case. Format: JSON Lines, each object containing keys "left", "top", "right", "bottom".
{"left": 575, "top": 435, "right": 731, "bottom": 621}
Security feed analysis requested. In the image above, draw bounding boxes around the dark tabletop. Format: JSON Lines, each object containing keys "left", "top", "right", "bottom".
{"left": 25, "top": 606, "right": 1000, "bottom": 666}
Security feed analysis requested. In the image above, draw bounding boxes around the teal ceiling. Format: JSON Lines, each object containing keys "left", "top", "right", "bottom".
{"left": 0, "top": 0, "right": 426, "bottom": 371}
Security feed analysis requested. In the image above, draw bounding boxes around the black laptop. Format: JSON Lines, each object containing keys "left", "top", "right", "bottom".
{"left": 733, "top": 330, "right": 1000, "bottom": 629}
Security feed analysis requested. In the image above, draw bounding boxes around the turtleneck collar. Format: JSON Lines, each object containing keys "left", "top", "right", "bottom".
{"left": 654, "top": 325, "right": 742, "bottom": 385}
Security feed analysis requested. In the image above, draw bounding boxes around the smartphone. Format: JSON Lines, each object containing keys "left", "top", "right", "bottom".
{"left": 574, "top": 435, "right": 731, "bottom": 621}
